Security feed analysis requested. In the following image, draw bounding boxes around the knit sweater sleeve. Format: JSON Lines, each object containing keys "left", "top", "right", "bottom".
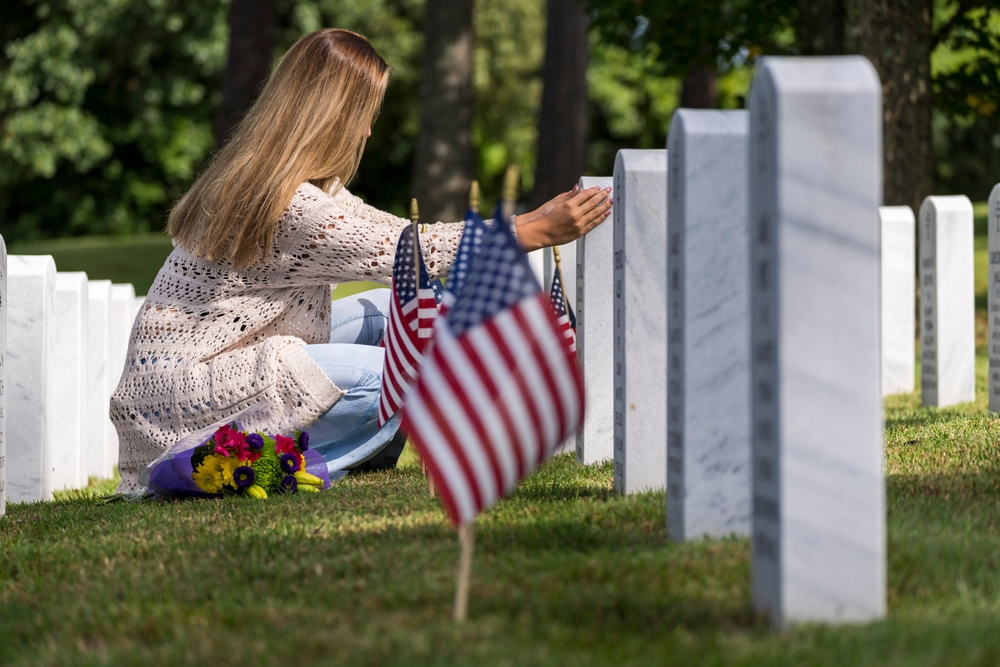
{"left": 277, "top": 183, "right": 463, "bottom": 286}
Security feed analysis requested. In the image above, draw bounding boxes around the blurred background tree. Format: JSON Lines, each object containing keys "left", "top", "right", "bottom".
{"left": 2, "top": 0, "right": 999, "bottom": 244}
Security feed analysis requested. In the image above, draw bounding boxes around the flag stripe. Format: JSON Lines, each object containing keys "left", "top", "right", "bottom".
{"left": 510, "top": 299, "right": 566, "bottom": 462}
{"left": 466, "top": 325, "right": 532, "bottom": 481}
{"left": 430, "top": 331, "right": 506, "bottom": 498}
{"left": 404, "top": 389, "right": 473, "bottom": 522}
{"left": 457, "top": 329, "right": 525, "bottom": 488}
{"left": 420, "top": 348, "right": 494, "bottom": 507}
{"left": 483, "top": 313, "right": 546, "bottom": 472}
{"left": 497, "top": 306, "right": 561, "bottom": 459}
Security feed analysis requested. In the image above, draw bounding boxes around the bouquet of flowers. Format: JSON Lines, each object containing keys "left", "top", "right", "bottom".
{"left": 140, "top": 421, "right": 331, "bottom": 499}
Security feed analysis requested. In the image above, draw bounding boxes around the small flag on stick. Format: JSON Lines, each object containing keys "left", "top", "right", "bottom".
{"left": 404, "top": 165, "right": 585, "bottom": 526}
{"left": 550, "top": 246, "right": 576, "bottom": 355}
{"left": 378, "top": 199, "right": 437, "bottom": 427}
{"left": 441, "top": 180, "right": 489, "bottom": 315}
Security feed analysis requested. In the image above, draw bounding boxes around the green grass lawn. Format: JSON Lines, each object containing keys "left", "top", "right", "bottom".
{"left": 2, "top": 366, "right": 1000, "bottom": 666}
{"left": 0, "top": 207, "right": 994, "bottom": 665}
{"left": 7, "top": 233, "right": 384, "bottom": 298}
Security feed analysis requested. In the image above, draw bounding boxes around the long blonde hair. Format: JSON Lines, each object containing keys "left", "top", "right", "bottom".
{"left": 169, "top": 28, "right": 391, "bottom": 268}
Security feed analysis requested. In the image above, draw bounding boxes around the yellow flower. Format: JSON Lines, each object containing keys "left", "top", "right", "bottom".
{"left": 192, "top": 455, "right": 241, "bottom": 493}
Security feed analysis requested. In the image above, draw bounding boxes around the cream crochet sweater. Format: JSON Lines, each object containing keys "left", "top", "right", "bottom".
{"left": 112, "top": 182, "right": 462, "bottom": 492}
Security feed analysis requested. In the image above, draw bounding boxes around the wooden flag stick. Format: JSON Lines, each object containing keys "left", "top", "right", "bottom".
{"left": 411, "top": 199, "right": 436, "bottom": 499}
{"left": 469, "top": 180, "right": 480, "bottom": 214}
{"left": 453, "top": 522, "right": 475, "bottom": 622}
{"left": 502, "top": 165, "right": 520, "bottom": 222}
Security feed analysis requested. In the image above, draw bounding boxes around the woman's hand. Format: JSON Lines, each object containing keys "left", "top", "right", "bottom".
{"left": 515, "top": 186, "right": 612, "bottom": 252}
{"left": 514, "top": 187, "right": 578, "bottom": 227}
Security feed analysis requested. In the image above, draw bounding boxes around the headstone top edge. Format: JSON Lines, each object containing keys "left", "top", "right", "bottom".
{"left": 111, "top": 283, "right": 136, "bottom": 298}
{"left": 919, "top": 195, "right": 974, "bottom": 216}
{"left": 578, "top": 176, "right": 612, "bottom": 188}
{"left": 878, "top": 206, "right": 915, "bottom": 223}
{"left": 671, "top": 108, "right": 750, "bottom": 135}
{"left": 56, "top": 271, "right": 89, "bottom": 287}
{"left": 9, "top": 254, "right": 56, "bottom": 274}
{"left": 755, "top": 55, "right": 880, "bottom": 95}
{"left": 613, "top": 149, "right": 667, "bottom": 173}
{"left": 88, "top": 279, "right": 114, "bottom": 287}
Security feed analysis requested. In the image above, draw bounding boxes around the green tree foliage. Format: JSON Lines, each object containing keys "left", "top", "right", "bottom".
{"left": 582, "top": 0, "right": 796, "bottom": 76}
{"left": 0, "top": 0, "right": 226, "bottom": 241}
{"left": 932, "top": 1, "right": 1000, "bottom": 200}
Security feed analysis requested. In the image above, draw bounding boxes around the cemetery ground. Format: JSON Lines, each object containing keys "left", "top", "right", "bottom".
{"left": 1, "top": 203, "right": 999, "bottom": 666}
{"left": 1, "top": 369, "right": 1000, "bottom": 666}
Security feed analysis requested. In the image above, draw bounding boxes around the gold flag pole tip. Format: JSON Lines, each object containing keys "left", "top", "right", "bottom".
{"left": 469, "top": 181, "right": 480, "bottom": 214}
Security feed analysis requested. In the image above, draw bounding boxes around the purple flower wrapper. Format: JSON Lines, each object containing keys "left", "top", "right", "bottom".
{"left": 138, "top": 405, "right": 331, "bottom": 497}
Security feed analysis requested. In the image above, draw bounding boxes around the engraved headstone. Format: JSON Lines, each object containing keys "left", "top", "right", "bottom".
{"left": 575, "top": 176, "right": 614, "bottom": 464}
{"left": 613, "top": 149, "right": 668, "bottom": 494}
{"left": 0, "top": 238, "right": 6, "bottom": 514}
{"left": 108, "top": 283, "right": 136, "bottom": 471}
{"left": 54, "top": 272, "right": 89, "bottom": 490}
{"left": 666, "top": 109, "right": 751, "bottom": 541}
{"left": 750, "top": 56, "right": 885, "bottom": 626}
{"left": 7, "top": 255, "right": 57, "bottom": 502}
{"left": 527, "top": 249, "right": 545, "bottom": 283}
{"left": 880, "top": 206, "right": 916, "bottom": 396}
{"left": 988, "top": 185, "right": 1000, "bottom": 412}
{"left": 86, "top": 280, "right": 112, "bottom": 480}
{"left": 919, "top": 196, "right": 975, "bottom": 408}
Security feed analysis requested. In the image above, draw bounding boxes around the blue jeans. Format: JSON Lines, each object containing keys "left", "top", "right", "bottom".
{"left": 303, "top": 288, "right": 403, "bottom": 476}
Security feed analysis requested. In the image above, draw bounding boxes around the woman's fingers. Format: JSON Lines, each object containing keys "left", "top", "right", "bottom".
{"left": 580, "top": 199, "right": 612, "bottom": 231}
{"left": 568, "top": 185, "right": 610, "bottom": 208}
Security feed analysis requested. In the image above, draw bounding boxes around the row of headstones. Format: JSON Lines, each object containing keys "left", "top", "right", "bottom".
{"left": 0, "top": 247, "right": 142, "bottom": 513}
{"left": 556, "top": 55, "right": 986, "bottom": 628}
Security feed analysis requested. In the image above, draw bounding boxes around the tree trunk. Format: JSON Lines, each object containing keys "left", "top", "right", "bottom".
{"left": 411, "top": 0, "right": 474, "bottom": 224}
{"left": 214, "top": 0, "right": 279, "bottom": 147}
{"left": 529, "top": 0, "right": 590, "bottom": 209}
{"left": 797, "top": 0, "right": 846, "bottom": 55}
{"left": 853, "top": 0, "right": 934, "bottom": 212}
{"left": 679, "top": 64, "right": 718, "bottom": 109}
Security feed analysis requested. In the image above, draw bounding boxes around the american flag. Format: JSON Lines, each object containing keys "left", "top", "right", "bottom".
{"left": 379, "top": 224, "right": 437, "bottom": 427}
{"left": 440, "top": 208, "right": 489, "bottom": 314}
{"left": 402, "top": 204, "right": 585, "bottom": 526}
{"left": 549, "top": 262, "right": 576, "bottom": 354}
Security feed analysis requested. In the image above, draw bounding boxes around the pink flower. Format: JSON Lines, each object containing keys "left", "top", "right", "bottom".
{"left": 275, "top": 434, "right": 297, "bottom": 455}
{"left": 214, "top": 443, "right": 230, "bottom": 457}
{"left": 215, "top": 424, "right": 236, "bottom": 448}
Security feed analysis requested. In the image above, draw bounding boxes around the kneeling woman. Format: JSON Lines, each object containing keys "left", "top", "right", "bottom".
{"left": 111, "top": 28, "right": 611, "bottom": 492}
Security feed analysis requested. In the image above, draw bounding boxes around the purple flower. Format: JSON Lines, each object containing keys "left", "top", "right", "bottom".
{"left": 279, "top": 475, "right": 298, "bottom": 494}
{"left": 246, "top": 433, "right": 264, "bottom": 451}
{"left": 279, "top": 453, "right": 300, "bottom": 474}
{"left": 298, "top": 430, "right": 310, "bottom": 452}
{"left": 233, "top": 466, "right": 255, "bottom": 489}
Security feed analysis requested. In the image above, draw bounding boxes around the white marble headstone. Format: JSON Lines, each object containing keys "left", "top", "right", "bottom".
{"left": 86, "top": 279, "right": 112, "bottom": 480}
{"left": 108, "top": 283, "right": 136, "bottom": 471}
{"left": 918, "top": 196, "right": 975, "bottom": 408}
{"left": 988, "top": 186, "right": 1000, "bottom": 412}
{"left": 749, "top": 56, "right": 885, "bottom": 627}
{"left": 574, "top": 177, "right": 614, "bottom": 464}
{"left": 0, "top": 238, "right": 6, "bottom": 514}
{"left": 7, "top": 255, "right": 57, "bottom": 502}
{"left": 666, "top": 109, "right": 751, "bottom": 541}
{"left": 54, "top": 272, "right": 89, "bottom": 490}
{"left": 880, "top": 206, "right": 916, "bottom": 397}
{"left": 613, "top": 149, "right": 668, "bottom": 494}
{"left": 527, "top": 249, "right": 545, "bottom": 284}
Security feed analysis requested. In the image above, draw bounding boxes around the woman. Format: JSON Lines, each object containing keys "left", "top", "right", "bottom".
{"left": 111, "top": 28, "right": 612, "bottom": 492}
